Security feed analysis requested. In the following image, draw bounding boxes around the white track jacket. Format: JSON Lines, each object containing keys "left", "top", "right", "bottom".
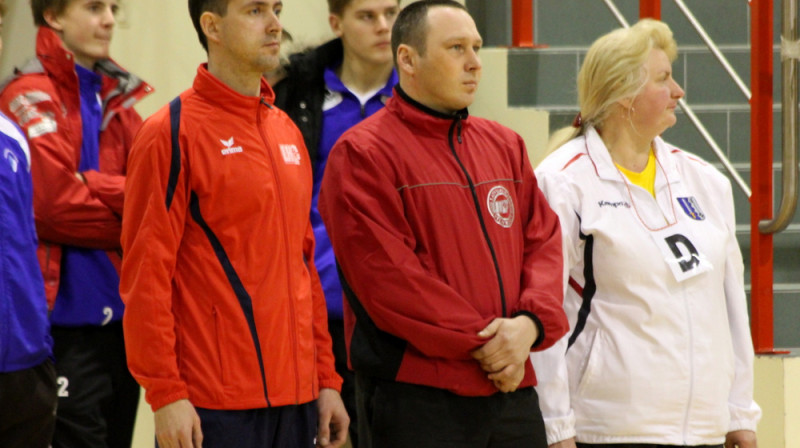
{"left": 531, "top": 127, "right": 761, "bottom": 445}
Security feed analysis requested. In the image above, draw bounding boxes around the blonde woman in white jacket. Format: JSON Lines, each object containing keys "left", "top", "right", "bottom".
{"left": 531, "top": 19, "right": 760, "bottom": 448}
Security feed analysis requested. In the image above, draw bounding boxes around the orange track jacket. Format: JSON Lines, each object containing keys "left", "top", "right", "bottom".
{"left": 121, "top": 65, "right": 341, "bottom": 412}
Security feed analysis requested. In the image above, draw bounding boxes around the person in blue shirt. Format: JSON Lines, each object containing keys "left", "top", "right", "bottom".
{"left": 0, "top": 3, "right": 58, "bottom": 447}
{"left": 272, "top": 1, "right": 400, "bottom": 445}
{"left": 0, "top": 1, "right": 151, "bottom": 446}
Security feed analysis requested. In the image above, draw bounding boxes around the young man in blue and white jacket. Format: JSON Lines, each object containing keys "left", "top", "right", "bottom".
{"left": 272, "top": 1, "right": 400, "bottom": 444}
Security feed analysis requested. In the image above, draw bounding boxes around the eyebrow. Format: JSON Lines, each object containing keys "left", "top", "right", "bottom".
{"left": 443, "top": 37, "right": 483, "bottom": 46}
{"left": 242, "top": 0, "right": 282, "bottom": 7}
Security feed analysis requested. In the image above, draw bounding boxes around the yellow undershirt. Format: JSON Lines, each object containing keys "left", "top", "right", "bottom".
{"left": 616, "top": 149, "right": 656, "bottom": 197}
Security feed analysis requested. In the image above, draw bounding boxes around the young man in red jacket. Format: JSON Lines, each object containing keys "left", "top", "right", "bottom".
{"left": 319, "top": 1, "right": 568, "bottom": 447}
{"left": 120, "top": 1, "right": 348, "bottom": 447}
{"left": 0, "top": 0, "right": 152, "bottom": 446}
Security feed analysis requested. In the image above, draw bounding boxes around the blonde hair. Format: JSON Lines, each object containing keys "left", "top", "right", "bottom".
{"left": 547, "top": 19, "right": 678, "bottom": 153}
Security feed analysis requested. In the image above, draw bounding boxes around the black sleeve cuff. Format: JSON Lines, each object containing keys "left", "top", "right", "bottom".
{"left": 513, "top": 311, "right": 546, "bottom": 348}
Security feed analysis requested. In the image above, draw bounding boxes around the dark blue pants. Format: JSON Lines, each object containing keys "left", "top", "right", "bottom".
{"left": 0, "top": 360, "right": 57, "bottom": 448}
{"left": 195, "top": 401, "right": 318, "bottom": 448}
{"left": 356, "top": 374, "right": 548, "bottom": 448}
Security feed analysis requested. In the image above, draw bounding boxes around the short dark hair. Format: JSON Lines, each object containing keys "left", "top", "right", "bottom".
{"left": 390, "top": 0, "right": 467, "bottom": 66}
{"left": 0, "top": 0, "right": 6, "bottom": 18}
{"left": 327, "top": 0, "right": 351, "bottom": 15}
{"left": 328, "top": 0, "right": 401, "bottom": 16}
{"left": 30, "top": 0, "right": 71, "bottom": 26}
{"left": 188, "top": 0, "right": 228, "bottom": 52}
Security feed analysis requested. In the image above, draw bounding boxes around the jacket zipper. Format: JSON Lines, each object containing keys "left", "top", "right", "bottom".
{"left": 258, "top": 98, "right": 301, "bottom": 402}
{"left": 446, "top": 118, "right": 507, "bottom": 317}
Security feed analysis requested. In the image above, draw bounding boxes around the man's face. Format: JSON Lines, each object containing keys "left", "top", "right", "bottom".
{"left": 411, "top": 7, "right": 482, "bottom": 114}
{"left": 214, "top": 0, "right": 283, "bottom": 73}
{"left": 331, "top": 0, "right": 398, "bottom": 68}
{"left": 47, "top": 0, "right": 118, "bottom": 68}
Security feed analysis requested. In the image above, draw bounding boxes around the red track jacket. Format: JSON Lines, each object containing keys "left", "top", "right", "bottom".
{"left": 0, "top": 27, "right": 152, "bottom": 308}
{"left": 121, "top": 65, "right": 341, "bottom": 412}
{"left": 319, "top": 88, "right": 568, "bottom": 397}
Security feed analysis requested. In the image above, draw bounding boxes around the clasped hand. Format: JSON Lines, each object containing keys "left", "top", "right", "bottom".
{"left": 470, "top": 316, "right": 538, "bottom": 393}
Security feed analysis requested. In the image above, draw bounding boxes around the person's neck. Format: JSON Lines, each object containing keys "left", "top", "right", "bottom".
{"left": 207, "top": 54, "right": 262, "bottom": 98}
{"left": 397, "top": 82, "right": 458, "bottom": 116}
{"left": 598, "top": 118, "right": 654, "bottom": 173}
{"left": 72, "top": 54, "right": 98, "bottom": 71}
{"left": 336, "top": 53, "right": 393, "bottom": 96}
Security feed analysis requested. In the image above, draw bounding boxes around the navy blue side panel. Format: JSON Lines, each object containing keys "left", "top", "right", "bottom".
{"left": 567, "top": 232, "right": 595, "bottom": 350}
{"left": 337, "top": 264, "right": 406, "bottom": 381}
{"left": 166, "top": 97, "right": 182, "bottom": 211}
{"left": 189, "top": 192, "right": 271, "bottom": 406}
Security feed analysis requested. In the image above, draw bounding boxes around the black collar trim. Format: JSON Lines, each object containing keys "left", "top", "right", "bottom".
{"left": 395, "top": 85, "right": 469, "bottom": 121}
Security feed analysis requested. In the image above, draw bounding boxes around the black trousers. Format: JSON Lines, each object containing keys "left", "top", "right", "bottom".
{"left": 577, "top": 444, "right": 724, "bottom": 448}
{"left": 356, "top": 373, "right": 548, "bottom": 448}
{"left": 0, "top": 360, "right": 57, "bottom": 448}
{"left": 328, "top": 317, "right": 358, "bottom": 447}
{"left": 194, "top": 402, "right": 317, "bottom": 448}
{"left": 51, "top": 323, "right": 140, "bottom": 448}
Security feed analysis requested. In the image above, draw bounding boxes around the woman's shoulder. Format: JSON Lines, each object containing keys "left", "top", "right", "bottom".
{"left": 536, "top": 135, "right": 590, "bottom": 176}
{"left": 659, "top": 139, "right": 731, "bottom": 189}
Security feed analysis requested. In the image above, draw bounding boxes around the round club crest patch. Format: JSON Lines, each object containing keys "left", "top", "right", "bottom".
{"left": 487, "top": 185, "right": 515, "bottom": 228}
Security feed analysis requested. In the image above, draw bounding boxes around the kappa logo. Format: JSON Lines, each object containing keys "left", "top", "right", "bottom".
{"left": 280, "top": 144, "right": 301, "bottom": 165}
{"left": 598, "top": 200, "right": 631, "bottom": 209}
{"left": 220, "top": 137, "right": 243, "bottom": 155}
{"left": 677, "top": 196, "right": 705, "bottom": 221}
{"left": 487, "top": 185, "right": 515, "bottom": 228}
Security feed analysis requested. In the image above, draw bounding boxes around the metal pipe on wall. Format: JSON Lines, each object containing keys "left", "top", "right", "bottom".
{"left": 759, "top": 0, "right": 799, "bottom": 234}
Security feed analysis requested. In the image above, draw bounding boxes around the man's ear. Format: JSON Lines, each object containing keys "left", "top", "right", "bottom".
{"left": 396, "top": 44, "right": 416, "bottom": 76}
{"left": 200, "top": 11, "right": 221, "bottom": 47}
{"left": 329, "top": 13, "right": 343, "bottom": 37}
{"left": 43, "top": 9, "right": 63, "bottom": 31}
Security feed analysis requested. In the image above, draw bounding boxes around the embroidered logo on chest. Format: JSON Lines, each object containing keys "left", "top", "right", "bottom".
{"left": 677, "top": 196, "right": 705, "bottom": 221}
{"left": 220, "top": 137, "right": 243, "bottom": 155}
{"left": 280, "top": 144, "right": 301, "bottom": 165}
{"left": 487, "top": 185, "right": 515, "bottom": 228}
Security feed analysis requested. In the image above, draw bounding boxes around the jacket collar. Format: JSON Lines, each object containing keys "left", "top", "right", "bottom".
{"left": 584, "top": 125, "right": 681, "bottom": 189}
{"left": 286, "top": 38, "right": 345, "bottom": 81}
{"left": 34, "top": 26, "right": 78, "bottom": 89}
{"left": 323, "top": 65, "right": 398, "bottom": 99}
{"left": 193, "top": 63, "right": 276, "bottom": 115}
{"left": 387, "top": 85, "right": 469, "bottom": 136}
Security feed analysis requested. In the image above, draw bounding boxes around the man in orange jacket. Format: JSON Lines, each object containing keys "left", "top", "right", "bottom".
{"left": 120, "top": 1, "right": 348, "bottom": 447}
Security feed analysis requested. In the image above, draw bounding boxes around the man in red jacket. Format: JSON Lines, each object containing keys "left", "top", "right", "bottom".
{"left": 0, "top": 0, "right": 152, "bottom": 446}
{"left": 121, "top": 1, "right": 348, "bottom": 447}
{"left": 319, "top": 1, "right": 568, "bottom": 447}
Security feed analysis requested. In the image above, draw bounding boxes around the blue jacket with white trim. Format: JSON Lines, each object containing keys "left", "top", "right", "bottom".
{"left": 0, "top": 111, "right": 52, "bottom": 373}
